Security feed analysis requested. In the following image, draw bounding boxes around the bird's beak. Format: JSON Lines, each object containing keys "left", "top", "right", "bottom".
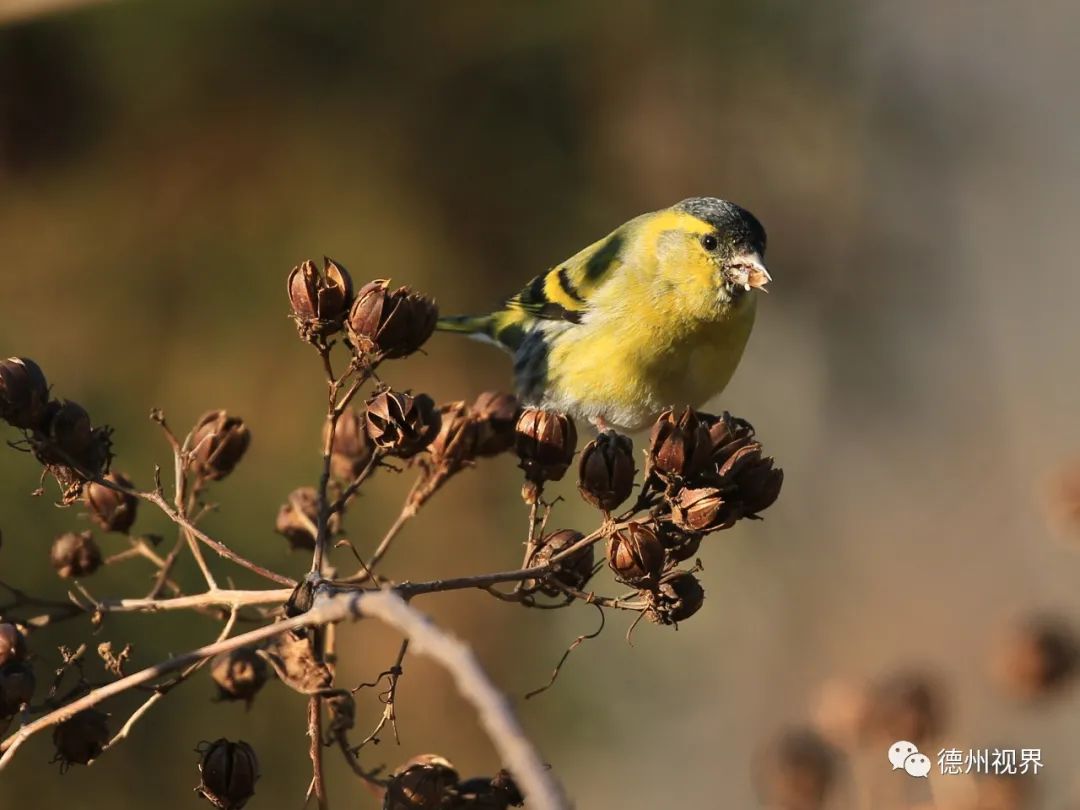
{"left": 726, "top": 251, "right": 771, "bottom": 293}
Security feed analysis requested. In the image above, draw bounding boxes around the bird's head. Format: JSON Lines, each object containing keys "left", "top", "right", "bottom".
{"left": 649, "top": 197, "right": 769, "bottom": 317}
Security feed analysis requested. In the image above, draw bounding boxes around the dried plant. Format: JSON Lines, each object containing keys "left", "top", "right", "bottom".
{"left": 0, "top": 256, "right": 784, "bottom": 808}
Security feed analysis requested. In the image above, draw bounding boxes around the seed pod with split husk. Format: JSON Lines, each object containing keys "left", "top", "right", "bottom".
{"left": 515, "top": 408, "right": 577, "bottom": 491}
{"left": 84, "top": 471, "right": 138, "bottom": 533}
{"left": 189, "top": 411, "right": 250, "bottom": 481}
{"left": 578, "top": 432, "right": 635, "bottom": 512}
{"left": 527, "top": 529, "right": 595, "bottom": 598}
{"left": 365, "top": 390, "right": 440, "bottom": 458}
{"left": 703, "top": 411, "right": 755, "bottom": 458}
{"left": 471, "top": 391, "right": 519, "bottom": 457}
{"left": 50, "top": 531, "right": 102, "bottom": 578}
{"left": 196, "top": 739, "right": 260, "bottom": 810}
{"left": 646, "top": 407, "right": 711, "bottom": 481}
{"left": 287, "top": 257, "right": 354, "bottom": 342}
{"left": 52, "top": 709, "right": 109, "bottom": 769}
{"left": 606, "top": 523, "right": 665, "bottom": 589}
{"left": 384, "top": 754, "right": 459, "bottom": 810}
{"left": 669, "top": 486, "right": 739, "bottom": 533}
{"left": 713, "top": 438, "right": 783, "bottom": 516}
{"left": 646, "top": 569, "right": 705, "bottom": 624}
{"left": 348, "top": 279, "right": 438, "bottom": 360}
{"left": 0, "top": 356, "right": 49, "bottom": 430}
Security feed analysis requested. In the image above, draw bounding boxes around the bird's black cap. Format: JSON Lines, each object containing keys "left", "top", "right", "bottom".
{"left": 675, "top": 197, "right": 767, "bottom": 254}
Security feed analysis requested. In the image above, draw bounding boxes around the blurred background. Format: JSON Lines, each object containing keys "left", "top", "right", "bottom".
{"left": 2, "top": 1, "right": 1080, "bottom": 808}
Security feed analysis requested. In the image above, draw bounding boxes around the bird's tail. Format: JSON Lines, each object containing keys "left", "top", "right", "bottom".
{"left": 435, "top": 314, "right": 496, "bottom": 338}
{"left": 436, "top": 311, "right": 527, "bottom": 352}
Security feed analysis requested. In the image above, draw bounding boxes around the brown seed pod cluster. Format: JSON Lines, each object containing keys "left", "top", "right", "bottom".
{"left": 383, "top": 754, "right": 523, "bottom": 810}
{"left": 0, "top": 357, "right": 114, "bottom": 503}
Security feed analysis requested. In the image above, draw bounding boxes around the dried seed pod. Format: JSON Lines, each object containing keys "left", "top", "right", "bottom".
{"left": 46, "top": 399, "right": 93, "bottom": 455}
{"left": 703, "top": 411, "right": 755, "bottom": 457}
{"left": 471, "top": 391, "right": 519, "bottom": 457}
{"left": 455, "top": 769, "right": 525, "bottom": 808}
{"left": 211, "top": 648, "right": 269, "bottom": 705}
{"left": 646, "top": 407, "right": 712, "bottom": 481}
{"left": 50, "top": 530, "right": 102, "bottom": 578}
{"left": 713, "top": 438, "right": 783, "bottom": 514}
{"left": 190, "top": 411, "right": 251, "bottom": 481}
{"left": 0, "top": 623, "right": 26, "bottom": 668}
{"left": 656, "top": 524, "right": 703, "bottom": 563}
{"left": 670, "top": 486, "right": 739, "bottom": 533}
{"left": 0, "top": 356, "right": 49, "bottom": 430}
{"left": 365, "top": 391, "right": 440, "bottom": 458}
{"left": 52, "top": 709, "right": 109, "bottom": 768}
{"left": 287, "top": 257, "right": 354, "bottom": 340}
{"left": 578, "top": 432, "right": 635, "bottom": 512}
{"left": 0, "top": 661, "right": 35, "bottom": 718}
{"left": 326, "top": 407, "right": 375, "bottom": 480}
{"left": 427, "top": 401, "right": 479, "bottom": 471}
{"left": 84, "top": 471, "right": 138, "bottom": 533}
{"left": 35, "top": 401, "right": 113, "bottom": 492}
{"left": 606, "top": 523, "right": 666, "bottom": 589}
{"left": 275, "top": 487, "right": 340, "bottom": 552}
{"left": 754, "top": 728, "right": 839, "bottom": 810}
{"left": 384, "top": 754, "right": 459, "bottom": 810}
{"left": 646, "top": 569, "right": 705, "bottom": 624}
{"left": 515, "top": 408, "right": 577, "bottom": 487}
{"left": 863, "top": 670, "right": 947, "bottom": 747}
{"left": 994, "top": 615, "right": 1079, "bottom": 701}
{"left": 348, "top": 279, "right": 438, "bottom": 360}
{"left": 196, "top": 738, "right": 260, "bottom": 810}
{"left": 527, "top": 529, "right": 595, "bottom": 597}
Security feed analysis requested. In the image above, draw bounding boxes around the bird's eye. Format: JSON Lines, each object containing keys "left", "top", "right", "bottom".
{"left": 701, "top": 234, "right": 718, "bottom": 251}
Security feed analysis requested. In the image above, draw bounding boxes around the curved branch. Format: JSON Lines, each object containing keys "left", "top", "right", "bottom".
{"left": 0, "top": 590, "right": 570, "bottom": 810}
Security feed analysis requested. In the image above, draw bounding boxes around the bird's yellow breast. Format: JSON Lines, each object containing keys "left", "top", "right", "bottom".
{"left": 542, "top": 292, "right": 757, "bottom": 429}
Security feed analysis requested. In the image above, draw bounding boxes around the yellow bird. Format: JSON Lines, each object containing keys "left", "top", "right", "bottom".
{"left": 437, "top": 197, "right": 770, "bottom": 430}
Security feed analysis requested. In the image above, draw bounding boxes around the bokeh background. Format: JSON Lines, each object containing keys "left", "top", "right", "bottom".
{"left": 2, "top": 1, "right": 1080, "bottom": 808}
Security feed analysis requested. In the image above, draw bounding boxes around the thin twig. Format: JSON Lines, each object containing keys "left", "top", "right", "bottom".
{"left": 307, "top": 696, "right": 329, "bottom": 809}
{"left": 103, "top": 607, "right": 239, "bottom": 751}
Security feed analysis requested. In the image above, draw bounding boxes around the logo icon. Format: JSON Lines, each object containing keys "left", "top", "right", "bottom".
{"left": 889, "top": 740, "right": 930, "bottom": 778}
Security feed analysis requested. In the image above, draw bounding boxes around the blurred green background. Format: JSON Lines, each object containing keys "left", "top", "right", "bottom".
{"left": 2, "top": 1, "right": 1080, "bottom": 808}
